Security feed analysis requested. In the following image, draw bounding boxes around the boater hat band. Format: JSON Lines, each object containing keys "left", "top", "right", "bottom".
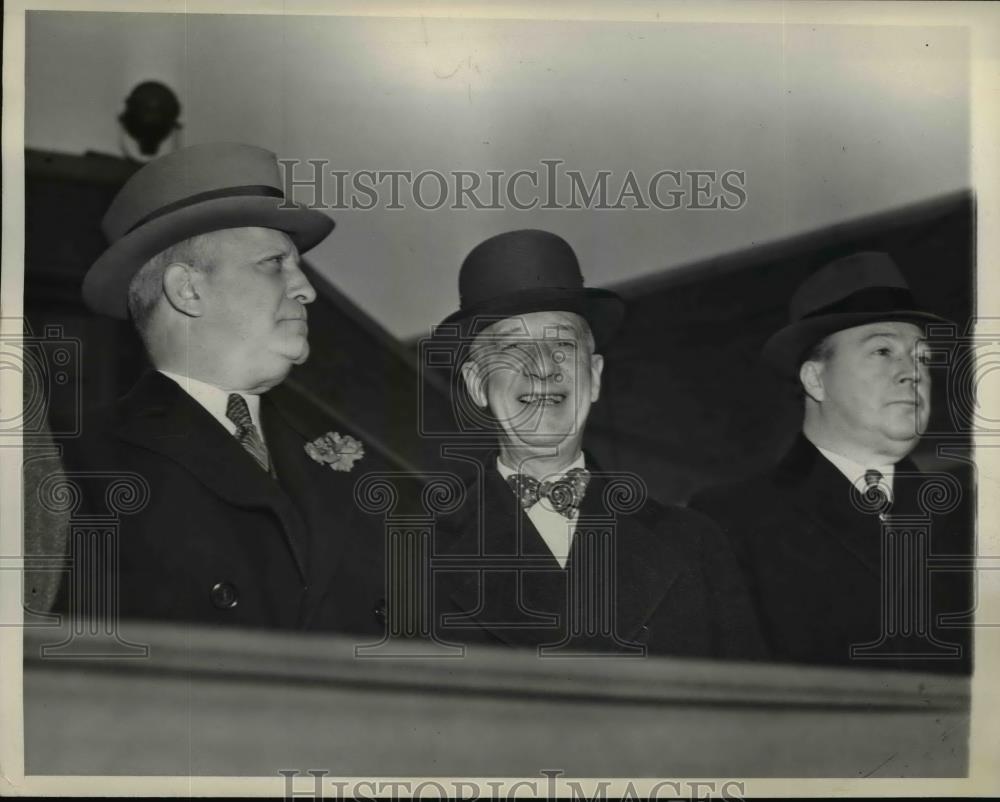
{"left": 122, "top": 185, "right": 284, "bottom": 235}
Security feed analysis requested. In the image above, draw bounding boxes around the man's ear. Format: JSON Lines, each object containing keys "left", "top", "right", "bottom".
{"left": 162, "top": 262, "right": 204, "bottom": 317}
{"left": 460, "top": 358, "right": 488, "bottom": 408}
{"left": 799, "top": 359, "right": 826, "bottom": 403}
{"left": 589, "top": 353, "right": 604, "bottom": 403}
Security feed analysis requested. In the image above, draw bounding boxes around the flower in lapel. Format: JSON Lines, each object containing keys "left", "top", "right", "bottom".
{"left": 304, "top": 431, "right": 365, "bottom": 472}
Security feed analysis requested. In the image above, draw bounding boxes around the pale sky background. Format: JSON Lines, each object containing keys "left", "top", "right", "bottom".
{"left": 25, "top": 12, "right": 969, "bottom": 339}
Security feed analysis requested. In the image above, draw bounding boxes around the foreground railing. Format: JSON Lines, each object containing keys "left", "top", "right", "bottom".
{"left": 22, "top": 620, "right": 969, "bottom": 778}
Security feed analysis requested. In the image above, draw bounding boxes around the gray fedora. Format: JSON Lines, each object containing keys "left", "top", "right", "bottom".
{"left": 83, "top": 142, "right": 334, "bottom": 319}
{"left": 762, "top": 251, "right": 949, "bottom": 376}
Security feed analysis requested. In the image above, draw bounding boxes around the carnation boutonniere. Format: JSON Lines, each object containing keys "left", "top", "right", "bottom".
{"left": 304, "top": 431, "right": 365, "bottom": 472}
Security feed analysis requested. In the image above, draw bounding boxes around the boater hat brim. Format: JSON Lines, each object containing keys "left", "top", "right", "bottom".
{"left": 83, "top": 195, "right": 333, "bottom": 320}
{"left": 84, "top": 142, "right": 335, "bottom": 319}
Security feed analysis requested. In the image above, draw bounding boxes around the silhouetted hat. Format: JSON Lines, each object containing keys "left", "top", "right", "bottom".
{"left": 763, "top": 251, "right": 949, "bottom": 376}
{"left": 440, "top": 229, "right": 625, "bottom": 347}
{"left": 84, "top": 142, "right": 334, "bottom": 319}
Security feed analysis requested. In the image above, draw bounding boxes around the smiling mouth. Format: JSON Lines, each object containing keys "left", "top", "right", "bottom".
{"left": 518, "top": 392, "right": 567, "bottom": 407}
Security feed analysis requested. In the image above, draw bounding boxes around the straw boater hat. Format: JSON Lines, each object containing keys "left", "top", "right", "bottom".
{"left": 83, "top": 142, "right": 335, "bottom": 319}
{"left": 439, "top": 229, "right": 625, "bottom": 347}
{"left": 762, "top": 251, "right": 949, "bottom": 376}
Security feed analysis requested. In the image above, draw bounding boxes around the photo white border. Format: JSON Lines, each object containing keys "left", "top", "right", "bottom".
{"left": 3, "top": 0, "right": 999, "bottom": 796}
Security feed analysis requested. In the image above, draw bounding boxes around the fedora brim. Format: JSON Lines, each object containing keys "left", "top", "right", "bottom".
{"left": 762, "top": 309, "right": 951, "bottom": 377}
{"left": 83, "top": 195, "right": 335, "bottom": 319}
{"left": 439, "top": 287, "right": 625, "bottom": 348}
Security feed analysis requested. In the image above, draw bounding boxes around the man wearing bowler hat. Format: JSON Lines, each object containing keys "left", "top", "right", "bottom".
{"left": 690, "top": 251, "right": 972, "bottom": 672}
{"left": 432, "top": 229, "right": 765, "bottom": 658}
{"left": 59, "top": 142, "right": 385, "bottom": 633}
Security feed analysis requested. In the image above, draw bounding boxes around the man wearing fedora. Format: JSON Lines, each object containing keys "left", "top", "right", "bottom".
{"left": 59, "top": 142, "right": 385, "bottom": 633}
{"left": 431, "top": 229, "right": 765, "bottom": 658}
{"left": 690, "top": 251, "right": 972, "bottom": 672}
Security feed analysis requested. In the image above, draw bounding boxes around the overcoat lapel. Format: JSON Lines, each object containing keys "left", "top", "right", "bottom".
{"left": 884, "top": 457, "right": 923, "bottom": 518}
{"left": 576, "top": 474, "right": 685, "bottom": 642}
{"left": 112, "top": 371, "right": 310, "bottom": 579}
{"left": 443, "top": 460, "right": 683, "bottom": 646}
{"left": 260, "top": 397, "right": 328, "bottom": 573}
{"left": 444, "top": 467, "right": 562, "bottom": 646}
{"left": 776, "top": 436, "right": 892, "bottom": 578}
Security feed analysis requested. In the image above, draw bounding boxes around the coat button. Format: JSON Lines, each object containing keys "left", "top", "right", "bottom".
{"left": 373, "top": 599, "right": 387, "bottom": 622}
{"left": 210, "top": 582, "right": 239, "bottom": 610}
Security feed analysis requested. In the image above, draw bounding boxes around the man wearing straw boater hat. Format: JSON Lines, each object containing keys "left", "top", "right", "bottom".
{"left": 432, "top": 229, "right": 765, "bottom": 658}
{"left": 690, "top": 252, "right": 971, "bottom": 672}
{"left": 60, "top": 142, "right": 385, "bottom": 633}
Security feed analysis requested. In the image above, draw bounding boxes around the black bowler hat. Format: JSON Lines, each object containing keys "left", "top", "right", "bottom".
{"left": 84, "top": 142, "right": 334, "bottom": 319}
{"left": 440, "top": 229, "right": 625, "bottom": 347}
{"left": 762, "top": 251, "right": 949, "bottom": 376}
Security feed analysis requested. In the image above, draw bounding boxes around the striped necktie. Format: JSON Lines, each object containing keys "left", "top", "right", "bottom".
{"left": 862, "top": 469, "right": 891, "bottom": 514}
{"left": 225, "top": 393, "right": 270, "bottom": 473}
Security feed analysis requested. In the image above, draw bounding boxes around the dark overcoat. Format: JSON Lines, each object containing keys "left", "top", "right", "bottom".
{"left": 689, "top": 436, "right": 973, "bottom": 673}
{"left": 58, "top": 370, "right": 387, "bottom": 635}
{"left": 432, "top": 457, "right": 767, "bottom": 660}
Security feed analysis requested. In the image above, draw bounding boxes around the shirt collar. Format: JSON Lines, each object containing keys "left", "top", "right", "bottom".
{"left": 496, "top": 452, "right": 586, "bottom": 482}
{"left": 158, "top": 369, "right": 263, "bottom": 437}
{"left": 496, "top": 453, "right": 586, "bottom": 568}
{"left": 814, "top": 443, "right": 895, "bottom": 499}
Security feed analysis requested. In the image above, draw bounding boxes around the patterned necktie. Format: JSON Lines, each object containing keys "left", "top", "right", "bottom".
{"left": 225, "top": 393, "right": 270, "bottom": 473}
{"left": 506, "top": 467, "right": 591, "bottom": 518}
{"left": 862, "top": 469, "right": 891, "bottom": 514}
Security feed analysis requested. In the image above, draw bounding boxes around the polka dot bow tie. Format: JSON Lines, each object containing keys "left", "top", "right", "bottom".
{"left": 506, "top": 468, "right": 591, "bottom": 517}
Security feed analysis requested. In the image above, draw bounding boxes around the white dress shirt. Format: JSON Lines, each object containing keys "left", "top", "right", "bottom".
{"left": 158, "top": 370, "right": 266, "bottom": 446}
{"left": 496, "top": 454, "right": 586, "bottom": 570}
{"left": 815, "top": 444, "right": 895, "bottom": 502}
